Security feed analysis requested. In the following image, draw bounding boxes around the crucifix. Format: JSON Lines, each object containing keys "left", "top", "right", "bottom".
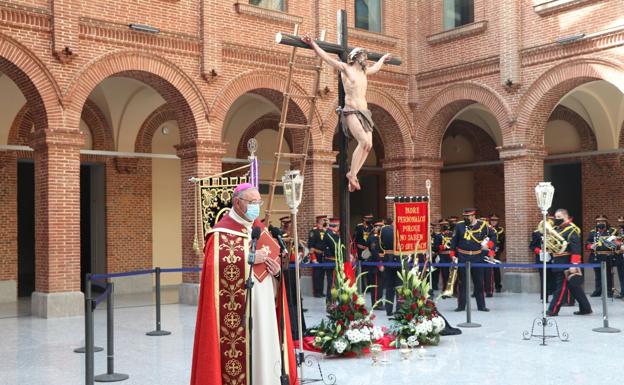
{"left": 276, "top": 9, "right": 402, "bottom": 274}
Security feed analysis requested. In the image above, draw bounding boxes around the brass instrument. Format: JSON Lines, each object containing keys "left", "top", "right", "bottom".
{"left": 596, "top": 234, "right": 618, "bottom": 251}
{"left": 441, "top": 262, "right": 458, "bottom": 299}
{"left": 537, "top": 220, "right": 568, "bottom": 254}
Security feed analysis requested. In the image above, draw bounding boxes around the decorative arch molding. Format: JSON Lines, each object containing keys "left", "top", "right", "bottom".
{"left": 415, "top": 82, "right": 512, "bottom": 158}
{"left": 547, "top": 105, "right": 597, "bottom": 153}
{"left": 63, "top": 50, "right": 210, "bottom": 144}
{"left": 7, "top": 105, "right": 33, "bottom": 146}
{"left": 516, "top": 57, "right": 624, "bottom": 147}
{"left": 320, "top": 87, "right": 413, "bottom": 154}
{"left": 135, "top": 104, "right": 177, "bottom": 153}
{"left": 0, "top": 31, "right": 63, "bottom": 131}
{"left": 209, "top": 69, "right": 323, "bottom": 146}
{"left": 235, "top": 113, "right": 296, "bottom": 159}
{"left": 81, "top": 99, "right": 115, "bottom": 151}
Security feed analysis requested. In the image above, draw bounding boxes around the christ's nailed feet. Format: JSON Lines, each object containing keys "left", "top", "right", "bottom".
{"left": 346, "top": 172, "right": 361, "bottom": 192}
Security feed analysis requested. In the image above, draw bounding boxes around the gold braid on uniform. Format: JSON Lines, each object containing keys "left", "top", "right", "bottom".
{"left": 463, "top": 221, "right": 487, "bottom": 242}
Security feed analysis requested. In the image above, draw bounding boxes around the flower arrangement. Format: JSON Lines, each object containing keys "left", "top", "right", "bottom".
{"left": 309, "top": 238, "right": 384, "bottom": 355}
{"left": 388, "top": 258, "right": 445, "bottom": 347}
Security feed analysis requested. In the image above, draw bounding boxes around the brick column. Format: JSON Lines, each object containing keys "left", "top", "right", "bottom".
{"left": 0, "top": 152, "right": 17, "bottom": 303}
{"left": 176, "top": 139, "right": 225, "bottom": 304}
{"left": 30, "top": 129, "right": 84, "bottom": 318}
{"left": 499, "top": 145, "right": 546, "bottom": 293}
{"left": 300, "top": 150, "right": 336, "bottom": 235}
{"left": 411, "top": 157, "right": 443, "bottom": 222}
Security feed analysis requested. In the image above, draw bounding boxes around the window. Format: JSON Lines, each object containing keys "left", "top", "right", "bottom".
{"left": 355, "top": 0, "right": 382, "bottom": 33}
{"left": 249, "top": 0, "right": 284, "bottom": 12}
{"left": 443, "top": 0, "right": 474, "bottom": 30}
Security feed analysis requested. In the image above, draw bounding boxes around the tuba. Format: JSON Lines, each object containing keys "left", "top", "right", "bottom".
{"left": 537, "top": 220, "right": 568, "bottom": 254}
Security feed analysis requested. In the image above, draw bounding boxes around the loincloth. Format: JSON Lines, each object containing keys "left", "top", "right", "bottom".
{"left": 336, "top": 106, "right": 375, "bottom": 139}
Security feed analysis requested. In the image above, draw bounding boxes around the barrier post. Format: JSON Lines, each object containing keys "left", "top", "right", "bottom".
{"left": 76, "top": 278, "right": 103, "bottom": 354}
{"left": 458, "top": 260, "right": 481, "bottom": 328}
{"left": 592, "top": 261, "right": 620, "bottom": 333}
{"left": 147, "top": 267, "right": 171, "bottom": 336}
{"left": 94, "top": 282, "right": 129, "bottom": 382}
{"left": 85, "top": 274, "right": 95, "bottom": 385}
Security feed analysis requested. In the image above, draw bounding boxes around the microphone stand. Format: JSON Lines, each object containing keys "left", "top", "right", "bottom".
{"left": 245, "top": 235, "right": 258, "bottom": 385}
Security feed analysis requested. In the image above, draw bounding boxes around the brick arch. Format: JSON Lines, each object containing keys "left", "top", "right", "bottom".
{"left": 331, "top": 123, "right": 385, "bottom": 165}
{"left": 516, "top": 57, "right": 624, "bottom": 147}
{"left": 620, "top": 120, "right": 624, "bottom": 148}
{"left": 0, "top": 31, "right": 63, "bottom": 131}
{"left": 210, "top": 69, "right": 323, "bottom": 148}
{"left": 443, "top": 120, "right": 499, "bottom": 163}
{"left": 135, "top": 104, "right": 177, "bottom": 153}
{"left": 415, "top": 82, "right": 512, "bottom": 158}
{"left": 235, "top": 113, "right": 296, "bottom": 158}
{"left": 320, "top": 87, "right": 412, "bottom": 155}
{"left": 7, "top": 105, "right": 33, "bottom": 145}
{"left": 64, "top": 50, "right": 210, "bottom": 144}
{"left": 81, "top": 99, "right": 114, "bottom": 151}
{"left": 548, "top": 105, "right": 597, "bottom": 153}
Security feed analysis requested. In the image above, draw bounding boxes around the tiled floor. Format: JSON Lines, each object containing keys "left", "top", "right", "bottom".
{"left": 1, "top": 290, "right": 623, "bottom": 385}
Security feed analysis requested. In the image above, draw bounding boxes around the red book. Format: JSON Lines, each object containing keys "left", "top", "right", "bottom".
{"left": 253, "top": 229, "right": 282, "bottom": 282}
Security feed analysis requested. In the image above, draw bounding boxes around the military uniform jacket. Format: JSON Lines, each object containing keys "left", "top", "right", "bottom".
{"left": 530, "top": 230, "right": 542, "bottom": 254}
{"left": 307, "top": 228, "right": 326, "bottom": 256}
{"left": 354, "top": 223, "right": 373, "bottom": 255}
{"left": 450, "top": 220, "right": 491, "bottom": 257}
{"left": 367, "top": 234, "right": 382, "bottom": 262}
{"left": 433, "top": 230, "right": 454, "bottom": 254}
{"left": 323, "top": 229, "right": 341, "bottom": 260}
{"left": 555, "top": 222, "right": 582, "bottom": 264}
{"left": 586, "top": 227, "right": 618, "bottom": 257}
{"left": 493, "top": 226, "right": 505, "bottom": 253}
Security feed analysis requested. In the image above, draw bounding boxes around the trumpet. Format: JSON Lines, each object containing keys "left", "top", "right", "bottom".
{"left": 537, "top": 220, "right": 568, "bottom": 254}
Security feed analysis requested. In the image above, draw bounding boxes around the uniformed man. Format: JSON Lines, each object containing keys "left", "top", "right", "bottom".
{"left": 448, "top": 216, "right": 459, "bottom": 232}
{"left": 380, "top": 217, "right": 398, "bottom": 316}
{"left": 586, "top": 214, "right": 617, "bottom": 298}
{"left": 546, "top": 209, "right": 592, "bottom": 316}
{"left": 450, "top": 208, "right": 491, "bottom": 312}
{"left": 429, "top": 223, "right": 441, "bottom": 293}
{"left": 307, "top": 215, "right": 328, "bottom": 298}
{"left": 615, "top": 216, "right": 624, "bottom": 298}
{"left": 433, "top": 219, "right": 454, "bottom": 291}
{"left": 481, "top": 216, "right": 498, "bottom": 298}
{"left": 323, "top": 217, "right": 342, "bottom": 303}
{"left": 530, "top": 215, "right": 555, "bottom": 301}
{"left": 489, "top": 214, "right": 505, "bottom": 293}
{"left": 354, "top": 214, "right": 375, "bottom": 292}
{"left": 279, "top": 216, "right": 292, "bottom": 237}
{"left": 367, "top": 221, "right": 384, "bottom": 307}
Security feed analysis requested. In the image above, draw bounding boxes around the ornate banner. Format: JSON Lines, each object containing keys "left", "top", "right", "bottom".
{"left": 198, "top": 175, "right": 249, "bottom": 238}
{"left": 394, "top": 201, "right": 429, "bottom": 254}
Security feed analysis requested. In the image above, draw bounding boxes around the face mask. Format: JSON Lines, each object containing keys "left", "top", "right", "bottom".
{"left": 620, "top": 224, "right": 624, "bottom": 229}
{"left": 554, "top": 218, "right": 564, "bottom": 226}
{"left": 245, "top": 203, "right": 260, "bottom": 221}
{"left": 322, "top": 223, "right": 328, "bottom": 228}
{"left": 441, "top": 226, "right": 449, "bottom": 231}
{"left": 463, "top": 218, "right": 470, "bottom": 226}
{"left": 597, "top": 223, "right": 606, "bottom": 230}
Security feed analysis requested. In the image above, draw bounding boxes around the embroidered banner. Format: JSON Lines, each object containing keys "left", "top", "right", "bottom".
{"left": 394, "top": 202, "right": 428, "bottom": 254}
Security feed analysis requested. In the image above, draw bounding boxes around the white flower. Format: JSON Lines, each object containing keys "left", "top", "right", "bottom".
{"left": 371, "top": 326, "right": 384, "bottom": 341}
{"left": 314, "top": 336, "right": 322, "bottom": 344}
{"left": 345, "top": 329, "right": 362, "bottom": 343}
{"left": 333, "top": 338, "right": 348, "bottom": 354}
{"left": 432, "top": 316, "right": 445, "bottom": 332}
{"left": 423, "top": 319, "right": 433, "bottom": 333}
{"left": 407, "top": 335, "right": 419, "bottom": 347}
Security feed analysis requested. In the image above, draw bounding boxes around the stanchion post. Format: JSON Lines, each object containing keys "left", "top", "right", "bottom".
{"left": 94, "top": 282, "right": 129, "bottom": 383}
{"left": 147, "top": 267, "right": 171, "bottom": 336}
{"left": 85, "top": 274, "right": 95, "bottom": 385}
{"left": 593, "top": 261, "right": 620, "bottom": 333}
{"left": 458, "top": 260, "right": 481, "bottom": 328}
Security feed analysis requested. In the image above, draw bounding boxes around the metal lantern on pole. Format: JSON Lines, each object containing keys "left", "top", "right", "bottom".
{"left": 535, "top": 182, "right": 554, "bottom": 319}
{"left": 281, "top": 170, "right": 305, "bottom": 379}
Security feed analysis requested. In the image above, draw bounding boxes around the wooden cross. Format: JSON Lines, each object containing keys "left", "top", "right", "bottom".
{"left": 276, "top": 10, "right": 402, "bottom": 273}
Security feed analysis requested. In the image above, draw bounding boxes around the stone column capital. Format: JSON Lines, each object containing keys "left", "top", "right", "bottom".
{"left": 175, "top": 139, "right": 227, "bottom": 160}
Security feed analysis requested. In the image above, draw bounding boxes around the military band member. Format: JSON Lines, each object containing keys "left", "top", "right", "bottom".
{"left": 355, "top": 214, "right": 375, "bottom": 293}
{"left": 546, "top": 209, "right": 592, "bottom": 316}
{"left": 367, "top": 221, "right": 385, "bottom": 307}
{"left": 323, "top": 218, "right": 342, "bottom": 303}
{"left": 279, "top": 216, "right": 291, "bottom": 237}
{"left": 450, "top": 208, "right": 491, "bottom": 312}
{"left": 380, "top": 217, "right": 398, "bottom": 316}
{"left": 448, "top": 216, "right": 459, "bottom": 233}
{"left": 481, "top": 216, "right": 498, "bottom": 297}
{"left": 308, "top": 215, "right": 329, "bottom": 298}
{"left": 489, "top": 214, "right": 505, "bottom": 292}
{"left": 433, "top": 219, "right": 454, "bottom": 291}
{"left": 586, "top": 215, "right": 617, "bottom": 298}
{"left": 530, "top": 216, "right": 555, "bottom": 301}
{"left": 615, "top": 216, "right": 624, "bottom": 298}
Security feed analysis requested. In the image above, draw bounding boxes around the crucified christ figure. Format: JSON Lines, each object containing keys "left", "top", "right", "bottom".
{"left": 302, "top": 34, "right": 391, "bottom": 192}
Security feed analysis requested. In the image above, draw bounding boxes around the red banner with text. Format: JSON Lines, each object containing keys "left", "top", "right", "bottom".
{"left": 394, "top": 202, "right": 428, "bottom": 254}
